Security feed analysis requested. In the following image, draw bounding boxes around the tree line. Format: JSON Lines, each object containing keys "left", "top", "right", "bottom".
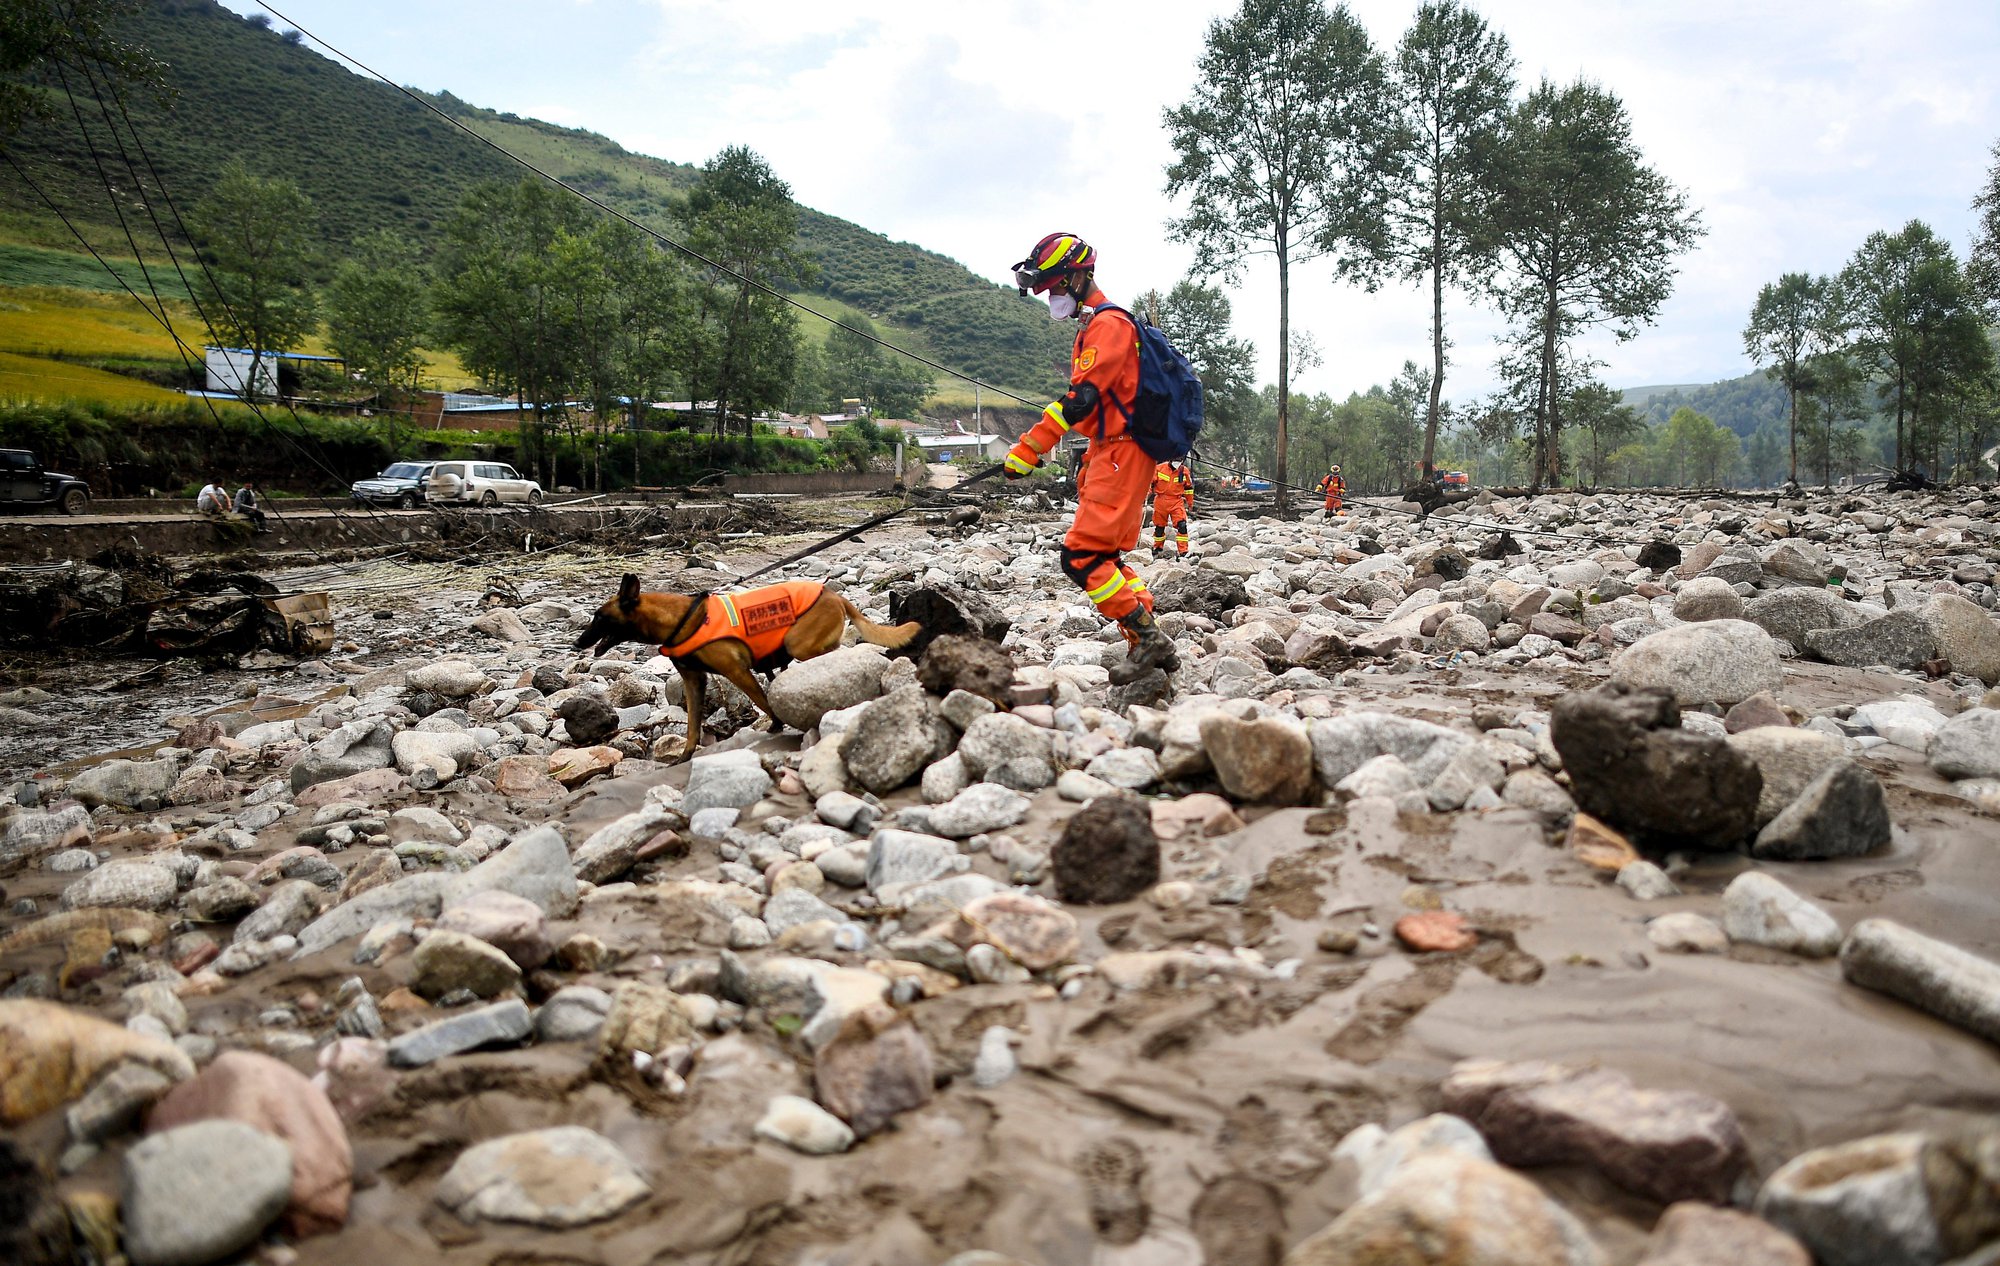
{"left": 180, "top": 148, "right": 934, "bottom": 488}
{"left": 1162, "top": 0, "right": 1702, "bottom": 507}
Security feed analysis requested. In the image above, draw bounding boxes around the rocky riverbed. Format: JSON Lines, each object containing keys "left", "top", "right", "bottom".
{"left": 2, "top": 485, "right": 1999, "bottom": 1266}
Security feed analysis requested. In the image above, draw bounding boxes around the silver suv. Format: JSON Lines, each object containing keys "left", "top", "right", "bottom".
{"left": 423, "top": 460, "right": 543, "bottom": 506}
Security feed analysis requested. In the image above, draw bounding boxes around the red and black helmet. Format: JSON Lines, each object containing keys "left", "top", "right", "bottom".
{"left": 1012, "top": 232, "right": 1096, "bottom": 295}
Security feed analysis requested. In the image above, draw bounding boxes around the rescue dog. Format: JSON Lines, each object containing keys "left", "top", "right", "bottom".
{"left": 573, "top": 573, "right": 921, "bottom": 761}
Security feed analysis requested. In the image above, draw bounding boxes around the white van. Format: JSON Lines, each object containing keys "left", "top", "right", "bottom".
{"left": 423, "top": 460, "right": 543, "bottom": 505}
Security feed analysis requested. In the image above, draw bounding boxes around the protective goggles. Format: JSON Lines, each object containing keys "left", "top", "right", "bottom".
{"left": 1013, "top": 261, "right": 1058, "bottom": 295}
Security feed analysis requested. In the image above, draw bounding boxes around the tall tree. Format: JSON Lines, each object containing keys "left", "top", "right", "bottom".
{"left": 1566, "top": 380, "right": 1644, "bottom": 486}
{"left": 1970, "top": 138, "right": 2000, "bottom": 318}
{"left": 1164, "top": 0, "right": 1395, "bottom": 510}
{"left": 0, "top": 0, "right": 160, "bottom": 148}
{"left": 675, "top": 146, "right": 813, "bottom": 435}
{"left": 188, "top": 160, "right": 320, "bottom": 400}
{"left": 432, "top": 177, "right": 594, "bottom": 480}
{"left": 326, "top": 229, "right": 428, "bottom": 411}
{"left": 1487, "top": 78, "right": 1702, "bottom": 490}
{"left": 1743, "top": 272, "right": 1834, "bottom": 485}
{"left": 1385, "top": 0, "right": 1513, "bottom": 482}
{"left": 824, "top": 315, "right": 931, "bottom": 419}
{"left": 1837, "top": 220, "right": 1985, "bottom": 474}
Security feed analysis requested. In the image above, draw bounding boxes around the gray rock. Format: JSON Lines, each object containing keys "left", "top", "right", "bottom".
{"left": 535, "top": 985, "right": 613, "bottom": 1043}
{"left": 62, "top": 861, "right": 176, "bottom": 912}
{"left": 1752, "top": 760, "right": 1892, "bottom": 860}
{"left": 66, "top": 1062, "right": 174, "bottom": 1144}
{"left": 392, "top": 728, "right": 480, "bottom": 780}
{"left": 294, "top": 873, "right": 450, "bottom": 956}
{"left": 762, "top": 886, "right": 845, "bottom": 934}
{"left": 1673, "top": 576, "right": 1746, "bottom": 623}
{"left": 123, "top": 1119, "right": 292, "bottom": 1266}
{"left": 815, "top": 790, "right": 880, "bottom": 833}
{"left": 444, "top": 825, "right": 579, "bottom": 918}
{"left": 234, "top": 879, "right": 327, "bottom": 943}
{"left": 1432, "top": 613, "right": 1492, "bottom": 654}
{"left": 1756, "top": 1133, "right": 1941, "bottom": 1266}
{"left": 1930, "top": 708, "right": 2000, "bottom": 781}
{"left": 919, "top": 751, "right": 973, "bottom": 803}
{"left": 0, "top": 804, "right": 91, "bottom": 864}
{"left": 1617, "top": 860, "right": 1680, "bottom": 901}
{"left": 289, "top": 719, "right": 395, "bottom": 792}
{"left": 957, "top": 713, "right": 1056, "bottom": 783}
{"left": 1746, "top": 587, "right": 1867, "bottom": 649}
{"left": 1649, "top": 912, "right": 1730, "bottom": 954}
{"left": 866, "top": 829, "right": 962, "bottom": 892}
{"left": 1336, "top": 753, "right": 1421, "bottom": 800}
{"left": 971, "top": 1025, "right": 1018, "bottom": 1088}
{"left": 571, "top": 806, "right": 674, "bottom": 886}
{"left": 386, "top": 998, "right": 533, "bottom": 1066}
{"left": 1853, "top": 697, "right": 1948, "bottom": 750}
{"left": 1427, "top": 743, "right": 1507, "bottom": 812}
{"left": 435, "top": 1126, "right": 648, "bottom": 1227}
{"left": 1609, "top": 620, "right": 1783, "bottom": 707}
{"left": 1084, "top": 746, "right": 1161, "bottom": 791}
{"left": 1805, "top": 609, "right": 1940, "bottom": 671}
{"left": 412, "top": 929, "right": 522, "bottom": 999}
{"left": 1921, "top": 593, "right": 2000, "bottom": 685}
{"left": 767, "top": 646, "right": 888, "bottom": 732}
{"left": 1763, "top": 539, "right": 1829, "bottom": 583}
{"left": 1721, "top": 872, "right": 1841, "bottom": 957}
{"left": 68, "top": 758, "right": 180, "bottom": 810}
{"left": 843, "top": 685, "right": 941, "bottom": 794}
{"left": 1309, "top": 711, "right": 1472, "bottom": 787}
{"left": 406, "top": 659, "right": 490, "bottom": 698}
{"left": 683, "top": 749, "right": 774, "bottom": 815}
{"left": 897, "top": 782, "right": 1031, "bottom": 839}
{"left": 1727, "top": 726, "right": 1848, "bottom": 827}
{"left": 1841, "top": 918, "right": 2000, "bottom": 1046}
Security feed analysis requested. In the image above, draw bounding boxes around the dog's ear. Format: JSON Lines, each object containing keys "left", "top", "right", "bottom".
{"left": 617, "top": 574, "right": 640, "bottom": 610}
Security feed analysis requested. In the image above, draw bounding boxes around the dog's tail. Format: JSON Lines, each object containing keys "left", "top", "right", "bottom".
{"left": 840, "top": 596, "right": 922, "bottom": 650}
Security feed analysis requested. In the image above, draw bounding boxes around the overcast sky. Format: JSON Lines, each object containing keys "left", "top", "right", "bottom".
{"left": 236, "top": 0, "right": 1997, "bottom": 406}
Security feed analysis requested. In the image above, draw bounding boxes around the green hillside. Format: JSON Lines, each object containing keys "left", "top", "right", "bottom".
{"left": 0, "top": 0, "right": 1067, "bottom": 398}
{"left": 1627, "top": 371, "right": 1788, "bottom": 438}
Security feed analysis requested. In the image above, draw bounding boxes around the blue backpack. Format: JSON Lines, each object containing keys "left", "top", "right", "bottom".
{"left": 1094, "top": 304, "right": 1205, "bottom": 462}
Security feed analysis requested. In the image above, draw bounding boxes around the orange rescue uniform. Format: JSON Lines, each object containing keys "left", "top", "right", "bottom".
{"left": 1006, "top": 288, "right": 1153, "bottom": 622}
{"left": 1318, "top": 471, "right": 1346, "bottom": 513}
{"left": 1150, "top": 462, "right": 1192, "bottom": 556}
{"left": 658, "top": 581, "right": 825, "bottom": 667}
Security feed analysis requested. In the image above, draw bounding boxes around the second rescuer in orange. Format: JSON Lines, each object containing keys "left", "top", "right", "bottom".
{"left": 1003, "top": 231, "right": 1179, "bottom": 685}
{"left": 1150, "top": 459, "right": 1193, "bottom": 557}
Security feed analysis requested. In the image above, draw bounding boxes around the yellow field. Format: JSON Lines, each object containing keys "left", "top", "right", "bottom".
{"left": 0, "top": 350, "right": 187, "bottom": 404}
{"left": 0, "top": 286, "right": 208, "bottom": 360}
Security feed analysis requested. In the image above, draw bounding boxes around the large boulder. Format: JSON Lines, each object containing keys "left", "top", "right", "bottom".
{"left": 887, "top": 583, "right": 1013, "bottom": 659}
{"left": 145, "top": 1050, "right": 351, "bottom": 1235}
{"left": 67, "top": 758, "right": 180, "bottom": 810}
{"left": 1921, "top": 594, "right": 2000, "bottom": 684}
{"left": 916, "top": 634, "right": 1017, "bottom": 707}
{"left": 1152, "top": 570, "right": 1250, "bottom": 621}
{"left": 1804, "top": 610, "right": 1939, "bottom": 671}
{"left": 289, "top": 720, "right": 395, "bottom": 793}
{"left": 123, "top": 1120, "right": 292, "bottom": 1266}
{"left": 682, "top": 749, "right": 774, "bottom": 815}
{"left": 1744, "top": 587, "right": 1866, "bottom": 648}
{"left": 766, "top": 646, "right": 888, "bottom": 732}
{"left": 1052, "top": 796, "right": 1158, "bottom": 904}
{"left": 957, "top": 712, "right": 1058, "bottom": 791}
{"left": 843, "top": 685, "right": 945, "bottom": 794}
{"left": 1609, "top": 621, "right": 1783, "bottom": 708}
{"left": 1552, "top": 683, "right": 1761, "bottom": 849}
{"left": 1726, "top": 726, "right": 1847, "bottom": 827}
{"left": 1672, "top": 576, "right": 1745, "bottom": 623}
{"left": 392, "top": 728, "right": 480, "bottom": 780}
{"left": 1751, "top": 760, "right": 1892, "bottom": 861}
{"left": 1201, "top": 714, "right": 1315, "bottom": 804}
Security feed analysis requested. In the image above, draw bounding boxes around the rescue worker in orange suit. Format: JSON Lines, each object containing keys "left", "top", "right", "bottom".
{"left": 1317, "top": 463, "right": 1346, "bottom": 515}
{"left": 1150, "top": 460, "right": 1193, "bottom": 558}
{"left": 1003, "top": 232, "right": 1179, "bottom": 684}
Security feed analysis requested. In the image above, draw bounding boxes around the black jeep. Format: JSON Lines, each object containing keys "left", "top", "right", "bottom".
{"left": 0, "top": 448, "right": 91, "bottom": 514}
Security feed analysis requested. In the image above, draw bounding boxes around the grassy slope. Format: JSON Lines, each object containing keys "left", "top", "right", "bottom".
{"left": 0, "top": 0, "right": 1067, "bottom": 401}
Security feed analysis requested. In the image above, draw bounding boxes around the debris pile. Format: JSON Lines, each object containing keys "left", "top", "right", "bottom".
{"left": 0, "top": 483, "right": 1997, "bottom": 1264}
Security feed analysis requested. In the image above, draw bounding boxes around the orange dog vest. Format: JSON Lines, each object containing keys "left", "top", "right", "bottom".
{"left": 658, "top": 581, "right": 825, "bottom": 664}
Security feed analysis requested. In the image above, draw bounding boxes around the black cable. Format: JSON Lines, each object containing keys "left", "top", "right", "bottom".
{"left": 257, "top": 2, "right": 1050, "bottom": 413}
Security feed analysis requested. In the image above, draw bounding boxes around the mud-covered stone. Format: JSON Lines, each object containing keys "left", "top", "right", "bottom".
{"left": 1053, "top": 795, "right": 1158, "bottom": 904}
{"left": 1552, "top": 682, "right": 1762, "bottom": 849}
{"left": 917, "top": 634, "right": 1017, "bottom": 706}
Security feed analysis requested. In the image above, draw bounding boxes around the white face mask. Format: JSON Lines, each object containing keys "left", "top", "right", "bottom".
{"left": 1047, "top": 291, "right": 1078, "bottom": 321}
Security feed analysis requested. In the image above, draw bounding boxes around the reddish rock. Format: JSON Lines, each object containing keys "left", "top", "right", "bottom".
{"left": 434, "top": 890, "right": 553, "bottom": 970}
{"left": 813, "top": 1005, "right": 934, "bottom": 1139}
{"left": 1724, "top": 692, "right": 1793, "bottom": 734}
{"left": 1442, "top": 1057, "right": 1748, "bottom": 1205}
{"left": 492, "top": 754, "right": 565, "bottom": 801}
{"left": 1528, "top": 612, "right": 1589, "bottom": 646}
{"left": 335, "top": 849, "right": 402, "bottom": 903}
{"left": 548, "top": 745, "right": 622, "bottom": 788}
{"left": 1638, "top": 1202, "right": 1810, "bottom": 1266}
{"left": 1395, "top": 911, "right": 1477, "bottom": 953}
{"left": 945, "top": 892, "right": 1081, "bottom": 971}
{"left": 146, "top": 1050, "right": 353, "bottom": 1235}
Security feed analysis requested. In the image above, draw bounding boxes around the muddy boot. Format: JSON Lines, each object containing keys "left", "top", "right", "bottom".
{"left": 1110, "top": 607, "right": 1179, "bottom": 685}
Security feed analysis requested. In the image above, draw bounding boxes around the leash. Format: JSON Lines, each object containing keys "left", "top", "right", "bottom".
{"left": 731, "top": 464, "right": 1006, "bottom": 585}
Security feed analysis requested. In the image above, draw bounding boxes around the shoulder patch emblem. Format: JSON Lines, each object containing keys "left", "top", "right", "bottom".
{"left": 1074, "top": 347, "right": 1098, "bottom": 373}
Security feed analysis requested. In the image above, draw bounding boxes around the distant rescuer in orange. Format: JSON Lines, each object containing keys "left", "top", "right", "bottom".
{"left": 1003, "top": 232, "right": 1179, "bottom": 684}
{"left": 1150, "top": 459, "right": 1193, "bottom": 558}
{"left": 1317, "top": 463, "right": 1346, "bottom": 515}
